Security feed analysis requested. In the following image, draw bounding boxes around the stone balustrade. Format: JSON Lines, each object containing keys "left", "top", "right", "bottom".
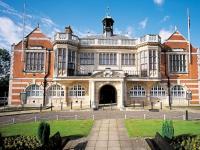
{"left": 54, "top": 33, "right": 161, "bottom": 46}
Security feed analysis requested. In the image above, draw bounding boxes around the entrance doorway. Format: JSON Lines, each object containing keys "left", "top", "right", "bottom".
{"left": 99, "top": 85, "right": 116, "bottom": 104}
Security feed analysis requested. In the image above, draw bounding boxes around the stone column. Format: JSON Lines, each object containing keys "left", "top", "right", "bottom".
{"left": 146, "top": 82, "right": 154, "bottom": 106}
{"left": 65, "top": 48, "right": 68, "bottom": 76}
{"left": 147, "top": 50, "right": 149, "bottom": 77}
{"left": 118, "top": 81, "right": 125, "bottom": 110}
{"left": 54, "top": 49, "right": 58, "bottom": 77}
{"left": 156, "top": 50, "right": 159, "bottom": 77}
{"left": 89, "top": 80, "right": 96, "bottom": 109}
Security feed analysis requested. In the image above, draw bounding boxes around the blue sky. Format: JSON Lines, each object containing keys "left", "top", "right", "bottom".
{"left": 0, "top": 0, "right": 200, "bottom": 50}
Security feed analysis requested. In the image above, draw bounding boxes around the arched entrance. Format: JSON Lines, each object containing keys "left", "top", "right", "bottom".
{"left": 99, "top": 85, "right": 116, "bottom": 104}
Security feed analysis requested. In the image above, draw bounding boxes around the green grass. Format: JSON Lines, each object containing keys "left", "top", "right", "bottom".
{"left": 0, "top": 120, "right": 93, "bottom": 137}
{"left": 125, "top": 119, "right": 200, "bottom": 137}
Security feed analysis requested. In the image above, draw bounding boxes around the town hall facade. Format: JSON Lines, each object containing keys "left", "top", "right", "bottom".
{"left": 8, "top": 15, "right": 200, "bottom": 109}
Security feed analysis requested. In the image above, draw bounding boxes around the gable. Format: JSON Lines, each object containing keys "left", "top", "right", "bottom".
{"left": 14, "top": 27, "right": 52, "bottom": 50}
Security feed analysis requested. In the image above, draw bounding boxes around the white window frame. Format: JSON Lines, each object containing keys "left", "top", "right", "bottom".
{"left": 99, "top": 53, "right": 117, "bottom": 65}
{"left": 171, "top": 85, "right": 186, "bottom": 98}
{"left": 121, "top": 53, "right": 135, "bottom": 66}
{"left": 79, "top": 52, "right": 94, "bottom": 65}
{"left": 26, "top": 84, "right": 43, "bottom": 97}
{"left": 25, "top": 51, "right": 45, "bottom": 72}
{"left": 57, "top": 48, "right": 66, "bottom": 75}
{"left": 140, "top": 50, "right": 148, "bottom": 77}
{"left": 150, "top": 85, "right": 166, "bottom": 97}
{"left": 168, "top": 52, "right": 188, "bottom": 74}
{"left": 69, "top": 84, "right": 85, "bottom": 97}
{"left": 48, "top": 84, "right": 64, "bottom": 97}
{"left": 129, "top": 85, "right": 146, "bottom": 97}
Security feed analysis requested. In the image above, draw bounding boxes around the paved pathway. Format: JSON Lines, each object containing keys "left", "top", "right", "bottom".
{"left": 85, "top": 119, "right": 150, "bottom": 150}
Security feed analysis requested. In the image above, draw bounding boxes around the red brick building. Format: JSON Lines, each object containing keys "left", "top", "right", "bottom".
{"left": 8, "top": 17, "right": 200, "bottom": 108}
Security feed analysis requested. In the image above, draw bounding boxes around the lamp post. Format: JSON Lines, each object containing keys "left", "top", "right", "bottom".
{"left": 186, "top": 90, "right": 192, "bottom": 106}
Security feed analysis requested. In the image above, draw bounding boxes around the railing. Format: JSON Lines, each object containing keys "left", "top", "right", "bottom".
{"left": 54, "top": 33, "right": 161, "bottom": 46}
{"left": 54, "top": 33, "right": 79, "bottom": 42}
{"left": 124, "top": 70, "right": 139, "bottom": 76}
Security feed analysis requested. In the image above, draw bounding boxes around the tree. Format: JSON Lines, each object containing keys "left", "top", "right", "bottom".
{"left": 0, "top": 49, "right": 10, "bottom": 97}
{"left": 37, "top": 121, "right": 50, "bottom": 145}
{"left": 162, "top": 120, "right": 174, "bottom": 140}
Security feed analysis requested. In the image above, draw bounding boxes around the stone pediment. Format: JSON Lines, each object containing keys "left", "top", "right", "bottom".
{"left": 92, "top": 69, "right": 125, "bottom": 78}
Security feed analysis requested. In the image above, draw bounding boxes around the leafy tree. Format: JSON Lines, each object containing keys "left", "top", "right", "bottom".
{"left": 0, "top": 48, "right": 10, "bottom": 97}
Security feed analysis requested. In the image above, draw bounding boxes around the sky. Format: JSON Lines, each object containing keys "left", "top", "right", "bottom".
{"left": 0, "top": 0, "right": 200, "bottom": 50}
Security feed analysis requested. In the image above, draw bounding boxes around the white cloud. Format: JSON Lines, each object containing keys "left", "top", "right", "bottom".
{"left": 0, "top": 17, "right": 34, "bottom": 50}
{"left": 0, "top": 0, "right": 23, "bottom": 18}
{"left": 161, "top": 15, "right": 170, "bottom": 22}
{"left": 115, "top": 26, "right": 134, "bottom": 38}
{"left": 41, "top": 17, "right": 56, "bottom": 27}
{"left": 0, "top": 1, "right": 62, "bottom": 49}
{"left": 159, "top": 28, "right": 173, "bottom": 42}
{"left": 0, "top": 17, "right": 22, "bottom": 50}
{"left": 73, "top": 28, "right": 97, "bottom": 37}
{"left": 139, "top": 18, "right": 148, "bottom": 29}
{"left": 153, "top": 0, "right": 164, "bottom": 6}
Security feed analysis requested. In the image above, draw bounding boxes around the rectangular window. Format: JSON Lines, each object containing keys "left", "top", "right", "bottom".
{"left": 99, "top": 53, "right": 117, "bottom": 65}
{"left": 25, "top": 52, "right": 44, "bottom": 72}
{"left": 121, "top": 53, "right": 135, "bottom": 65}
{"left": 57, "top": 48, "right": 66, "bottom": 75}
{"left": 68, "top": 50, "right": 75, "bottom": 63}
{"left": 79, "top": 52, "right": 94, "bottom": 65}
{"left": 68, "top": 50, "right": 75, "bottom": 71}
{"left": 140, "top": 51, "right": 148, "bottom": 77}
{"left": 149, "top": 50, "right": 157, "bottom": 71}
{"left": 169, "top": 54, "right": 187, "bottom": 73}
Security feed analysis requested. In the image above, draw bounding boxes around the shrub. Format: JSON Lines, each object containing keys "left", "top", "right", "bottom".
{"left": 3, "top": 135, "right": 41, "bottom": 149}
{"left": 37, "top": 121, "right": 50, "bottom": 145}
{"left": 171, "top": 134, "right": 200, "bottom": 149}
{"left": 162, "top": 120, "right": 174, "bottom": 140}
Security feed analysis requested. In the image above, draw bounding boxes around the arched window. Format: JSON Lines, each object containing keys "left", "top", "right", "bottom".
{"left": 129, "top": 85, "right": 146, "bottom": 97}
{"left": 171, "top": 85, "right": 185, "bottom": 97}
{"left": 150, "top": 85, "right": 166, "bottom": 97}
{"left": 48, "top": 84, "right": 64, "bottom": 97}
{"left": 69, "top": 84, "right": 85, "bottom": 97}
{"left": 26, "top": 84, "right": 42, "bottom": 97}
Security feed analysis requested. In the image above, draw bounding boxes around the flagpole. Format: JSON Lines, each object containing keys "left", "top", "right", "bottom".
{"left": 21, "top": 0, "right": 26, "bottom": 62}
{"left": 187, "top": 8, "right": 191, "bottom": 64}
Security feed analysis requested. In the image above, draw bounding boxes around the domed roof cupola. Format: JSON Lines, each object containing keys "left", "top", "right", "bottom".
{"left": 102, "top": 8, "right": 114, "bottom": 37}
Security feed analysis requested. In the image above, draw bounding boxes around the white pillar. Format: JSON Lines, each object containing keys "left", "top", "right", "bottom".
{"left": 156, "top": 50, "right": 159, "bottom": 77}
{"left": 147, "top": 50, "right": 149, "bottom": 77}
{"left": 54, "top": 48, "right": 58, "bottom": 77}
{"left": 119, "top": 81, "right": 125, "bottom": 110}
{"left": 65, "top": 48, "right": 68, "bottom": 76}
{"left": 89, "top": 80, "right": 96, "bottom": 108}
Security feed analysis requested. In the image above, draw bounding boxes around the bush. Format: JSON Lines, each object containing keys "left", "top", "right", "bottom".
{"left": 171, "top": 134, "right": 200, "bottom": 150}
{"left": 3, "top": 135, "right": 41, "bottom": 149}
{"left": 37, "top": 122, "right": 50, "bottom": 145}
{"left": 162, "top": 120, "right": 174, "bottom": 140}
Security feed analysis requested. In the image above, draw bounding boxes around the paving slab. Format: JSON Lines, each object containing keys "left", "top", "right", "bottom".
{"left": 85, "top": 119, "right": 151, "bottom": 150}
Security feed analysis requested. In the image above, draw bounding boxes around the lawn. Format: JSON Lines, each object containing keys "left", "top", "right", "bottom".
{"left": 125, "top": 119, "right": 200, "bottom": 137}
{"left": 0, "top": 120, "right": 93, "bottom": 137}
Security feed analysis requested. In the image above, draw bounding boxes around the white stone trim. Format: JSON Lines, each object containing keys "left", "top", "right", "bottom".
{"left": 13, "top": 78, "right": 53, "bottom": 80}
{"left": 166, "top": 40, "right": 187, "bottom": 42}
{"left": 8, "top": 45, "right": 14, "bottom": 105}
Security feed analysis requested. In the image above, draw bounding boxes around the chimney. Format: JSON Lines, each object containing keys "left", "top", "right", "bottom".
{"left": 65, "top": 26, "right": 73, "bottom": 40}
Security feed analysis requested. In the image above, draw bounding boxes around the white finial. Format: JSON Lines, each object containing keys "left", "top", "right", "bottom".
{"left": 174, "top": 25, "right": 177, "bottom": 31}
{"left": 106, "top": 6, "right": 110, "bottom": 17}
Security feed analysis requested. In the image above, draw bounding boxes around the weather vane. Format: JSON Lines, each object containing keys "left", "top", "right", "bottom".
{"left": 106, "top": 6, "right": 110, "bottom": 17}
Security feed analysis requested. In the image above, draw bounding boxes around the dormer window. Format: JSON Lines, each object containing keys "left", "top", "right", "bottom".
{"left": 25, "top": 52, "right": 44, "bottom": 72}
